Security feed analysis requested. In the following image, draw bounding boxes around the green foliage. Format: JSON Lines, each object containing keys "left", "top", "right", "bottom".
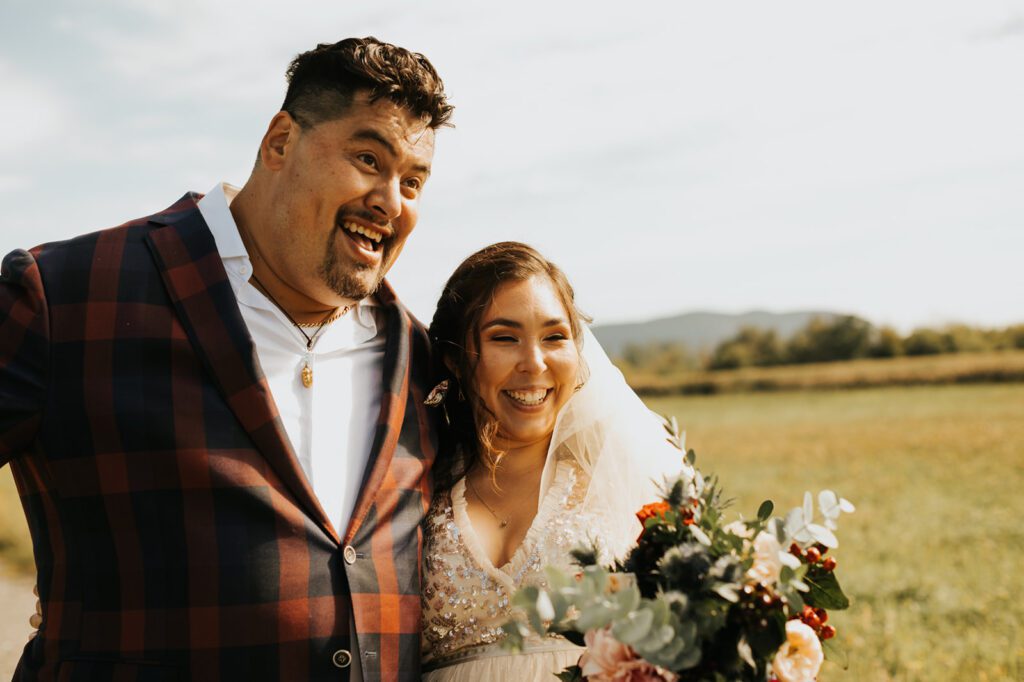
{"left": 556, "top": 666, "right": 583, "bottom": 682}
{"left": 708, "top": 327, "right": 784, "bottom": 370}
{"left": 619, "top": 341, "right": 699, "bottom": 374}
{"left": 613, "top": 317, "right": 1024, "bottom": 381}
{"left": 903, "top": 328, "right": 947, "bottom": 355}
{"left": 786, "top": 315, "right": 874, "bottom": 364}
{"left": 868, "top": 326, "right": 904, "bottom": 358}
{"left": 804, "top": 564, "right": 851, "bottom": 610}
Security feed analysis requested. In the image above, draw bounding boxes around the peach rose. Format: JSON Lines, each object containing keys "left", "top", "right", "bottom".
{"left": 579, "top": 628, "right": 679, "bottom": 682}
{"left": 771, "top": 620, "right": 824, "bottom": 682}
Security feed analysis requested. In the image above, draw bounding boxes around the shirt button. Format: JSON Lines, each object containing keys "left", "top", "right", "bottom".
{"left": 238, "top": 264, "right": 249, "bottom": 276}
{"left": 343, "top": 545, "right": 358, "bottom": 565}
{"left": 332, "top": 649, "right": 352, "bottom": 669}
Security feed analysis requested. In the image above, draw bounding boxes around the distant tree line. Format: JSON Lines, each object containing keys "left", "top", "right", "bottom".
{"left": 616, "top": 317, "right": 1024, "bottom": 374}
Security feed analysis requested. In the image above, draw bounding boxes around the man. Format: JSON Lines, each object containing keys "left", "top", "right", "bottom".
{"left": 0, "top": 37, "right": 451, "bottom": 681}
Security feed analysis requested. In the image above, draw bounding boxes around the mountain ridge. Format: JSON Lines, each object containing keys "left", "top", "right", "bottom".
{"left": 592, "top": 310, "right": 839, "bottom": 356}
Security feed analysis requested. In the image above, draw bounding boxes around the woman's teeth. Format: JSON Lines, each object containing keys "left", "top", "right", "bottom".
{"left": 342, "top": 221, "right": 384, "bottom": 245}
{"left": 504, "top": 389, "right": 549, "bottom": 406}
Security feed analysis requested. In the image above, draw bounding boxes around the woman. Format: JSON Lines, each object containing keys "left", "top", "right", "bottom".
{"left": 420, "top": 243, "right": 684, "bottom": 681}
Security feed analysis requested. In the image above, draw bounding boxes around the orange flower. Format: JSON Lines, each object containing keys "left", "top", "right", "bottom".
{"left": 636, "top": 501, "right": 671, "bottom": 525}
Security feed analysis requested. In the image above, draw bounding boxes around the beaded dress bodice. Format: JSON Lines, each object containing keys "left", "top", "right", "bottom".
{"left": 421, "top": 458, "right": 611, "bottom": 670}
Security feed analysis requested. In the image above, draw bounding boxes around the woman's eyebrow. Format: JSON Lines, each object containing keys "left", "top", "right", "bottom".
{"left": 481, "top": 317, "right": 567, "bottom": 330}
{"left": 481, "top": 318, "right": 521, "bottom": 330}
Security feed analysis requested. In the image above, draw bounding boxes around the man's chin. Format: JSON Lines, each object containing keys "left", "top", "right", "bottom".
{"left": 323, "top": 268, "right": 383, "bottom": 302}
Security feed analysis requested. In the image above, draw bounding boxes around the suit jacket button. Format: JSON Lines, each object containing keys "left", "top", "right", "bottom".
{"left": 332, "top": 649, "right": 352, "bottom": 668}
{"left": 343, "top": 545, "right": 358, "bottom": 565}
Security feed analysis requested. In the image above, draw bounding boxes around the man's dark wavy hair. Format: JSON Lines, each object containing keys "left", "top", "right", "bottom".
{"left": 281, "top": 36, "right": 453, "bottom": 129}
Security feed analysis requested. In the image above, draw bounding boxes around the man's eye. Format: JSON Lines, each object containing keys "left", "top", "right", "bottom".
{"left": 357, "top": 153, "right": 378, "bottom": 169}
{"left": 403, "top": 177, "right": 422, "bottom": 191}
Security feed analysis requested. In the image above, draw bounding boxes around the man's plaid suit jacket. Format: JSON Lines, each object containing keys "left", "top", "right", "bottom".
{"left": 0, "top": 194, "right": 438, "bottom": 681}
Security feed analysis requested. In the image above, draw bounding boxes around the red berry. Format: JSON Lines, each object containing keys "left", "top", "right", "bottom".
{"left": 820, "top": 625, "right": 836, "bottom": 640}
{"left": 803, "top": 612, "right": 822, "bottom": 629}
{"left": 815, "top": 607, "right": 828, "bottom": 624}
{"left": 789, "top": 543, "right": 803, "bottom": 558}
{"left": 822, "top": 557, "right": 837, "bottom": 572}
{"left": 805, "top": 547, "right": 822, "bottom": 564}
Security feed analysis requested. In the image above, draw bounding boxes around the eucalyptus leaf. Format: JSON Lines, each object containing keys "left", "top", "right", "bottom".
{"left": 757, "top": 500, "right": 774, "bottom": 521}
{"left": 612, "top": 608, "right": 655, "bottom": 644}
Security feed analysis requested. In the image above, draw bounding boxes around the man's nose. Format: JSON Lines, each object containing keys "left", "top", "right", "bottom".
{"left": 368, "top": 177, "right": 402, "bottom": 223}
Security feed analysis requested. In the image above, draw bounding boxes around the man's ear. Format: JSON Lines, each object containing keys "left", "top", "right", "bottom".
{"left": 259, "top": 111, "right": 299, "bottom": 171}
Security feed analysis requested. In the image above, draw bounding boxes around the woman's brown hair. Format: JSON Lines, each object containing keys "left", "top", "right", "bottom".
{"left": 428, "top": 242, "right": 589, "bottom": 491}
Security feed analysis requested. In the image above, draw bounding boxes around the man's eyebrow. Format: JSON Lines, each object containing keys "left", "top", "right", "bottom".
{"left": 352, "top": 129, "right": 431, "bottom": 176}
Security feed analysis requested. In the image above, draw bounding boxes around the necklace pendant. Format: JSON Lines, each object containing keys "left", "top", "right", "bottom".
{"left": 301, "top": 362, "right": 313, "bottom": 388}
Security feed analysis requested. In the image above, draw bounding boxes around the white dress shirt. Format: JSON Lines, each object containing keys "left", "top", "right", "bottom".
{"left": 198, "top": 183, "right": 386, "bottom": 537}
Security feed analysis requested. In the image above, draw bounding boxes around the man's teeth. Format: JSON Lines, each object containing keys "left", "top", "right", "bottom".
{"left": 504, "top": 389, "right": 549, "bottom": 406}
{"left": 342, "top": 221, "right": 384, "bottom": 244}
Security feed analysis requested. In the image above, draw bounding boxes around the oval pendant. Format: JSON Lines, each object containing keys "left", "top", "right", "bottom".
{"left": 301, "top": 363, "right": 313, "bottom": 388}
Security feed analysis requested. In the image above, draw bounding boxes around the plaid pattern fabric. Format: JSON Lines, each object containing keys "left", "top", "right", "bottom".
{"left": 0, "top": 194, "right": 437, "bottom": 681}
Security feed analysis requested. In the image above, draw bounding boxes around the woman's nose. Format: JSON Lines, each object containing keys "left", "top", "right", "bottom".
{"left": 517, "top": 343, "right": 546, "bottom": 373}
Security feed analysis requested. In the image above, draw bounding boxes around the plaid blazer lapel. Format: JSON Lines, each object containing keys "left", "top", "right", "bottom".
{"left": 344, "top": 280, "right": 411, "bottom": 544}
{"left": 143, "top": 198, "right": 340, "bottom": 544}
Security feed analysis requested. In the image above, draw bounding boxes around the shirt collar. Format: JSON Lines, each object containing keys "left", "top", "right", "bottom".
{"left": 198, "top": 182, "right": 379, "bottom": 340}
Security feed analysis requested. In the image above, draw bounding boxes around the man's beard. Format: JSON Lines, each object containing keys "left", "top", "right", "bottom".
{"left": 317, "top": 227, "right": 385, "bottom": 300}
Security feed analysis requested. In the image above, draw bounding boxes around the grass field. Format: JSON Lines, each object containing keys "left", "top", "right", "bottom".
{"left": 2, "top": 384, "right": 1022, "bottom": 679}
{"left": 624, "top": 349, "right": 1024, "bottom": 395}
{"left": 646, "top": 384, "right": 1024, "bottom": 681}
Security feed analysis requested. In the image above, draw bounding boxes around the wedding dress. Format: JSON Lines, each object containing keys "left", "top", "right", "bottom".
{"left": 420, "top": 329, "right": 685, "bottom": 680}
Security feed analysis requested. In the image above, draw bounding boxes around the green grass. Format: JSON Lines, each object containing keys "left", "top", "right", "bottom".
{"left": 646, "top": 384, "right": 1024, "bottom": 681}
{"left": 2, "top": 384, "right": 1022, "bottom": 679}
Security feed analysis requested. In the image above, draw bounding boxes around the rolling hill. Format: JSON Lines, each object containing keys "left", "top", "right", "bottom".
{"left": 592, "top": 310, "right": 838, "bottom": 357}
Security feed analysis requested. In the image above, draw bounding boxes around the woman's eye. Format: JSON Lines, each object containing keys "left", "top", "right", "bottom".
{"left": 491, "top": 335, "right": 517, "bottom": 343}
{"left": 545, "top": 334, "right": 568, "bottom": 342}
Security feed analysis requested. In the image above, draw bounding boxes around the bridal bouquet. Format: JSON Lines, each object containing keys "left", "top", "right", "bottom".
{"left": 502, "top": 422, "right": 854, "bottom": 682}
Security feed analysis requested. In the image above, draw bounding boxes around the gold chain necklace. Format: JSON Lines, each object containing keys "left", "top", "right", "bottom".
{"left": 467, "top": 476, "right": 510, "bottom": 529}
{"left": 250, "top": 273, "right": 349, "bottom": 388}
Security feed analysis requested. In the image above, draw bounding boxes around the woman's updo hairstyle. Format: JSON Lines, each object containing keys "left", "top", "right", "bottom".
{"left": 428, "top": 242, "right": 590, "bottom": 491}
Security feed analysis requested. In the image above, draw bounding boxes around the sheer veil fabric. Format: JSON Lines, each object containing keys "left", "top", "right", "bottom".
{"left": 538, "top": 327, "right": 688, "bottom": 560}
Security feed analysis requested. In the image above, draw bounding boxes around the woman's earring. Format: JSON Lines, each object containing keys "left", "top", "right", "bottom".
{"left": 424, "top": 380, "right": 449, "bottom": 407}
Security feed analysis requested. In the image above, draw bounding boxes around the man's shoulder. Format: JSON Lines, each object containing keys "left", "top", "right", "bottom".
{"left": 6, "top": 193, "right": 207, "bottom": 302}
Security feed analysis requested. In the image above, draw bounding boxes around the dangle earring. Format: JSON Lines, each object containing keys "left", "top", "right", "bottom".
{"left": 424, "top": 380, "right": 449, "bottom": 407}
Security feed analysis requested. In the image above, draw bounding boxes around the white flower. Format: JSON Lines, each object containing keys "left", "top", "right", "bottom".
{"left": 771, "top": 620, "right": 824, "bottom": 682}
{"left": 724, "top": 521, "right": 753, "bottom": 540}
{"left": 784, "top": 492, "right": 838, "bottom": 548}
{"left": 747, "top": 532, "right": 800, "bottom": 587}
{"left": 818, "top": 490, "right": 855, "bottom": 531}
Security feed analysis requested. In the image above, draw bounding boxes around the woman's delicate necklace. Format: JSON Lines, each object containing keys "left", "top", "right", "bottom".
{"left": 249, "top": 273, "right": 349, "bottom": 388}
{"left": 467, "top": 476, "right": 510, "bottom": 529}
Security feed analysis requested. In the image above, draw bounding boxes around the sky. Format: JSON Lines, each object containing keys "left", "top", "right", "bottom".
{"left": 1, "top": 1, "right": 1022, "bottom": 331}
